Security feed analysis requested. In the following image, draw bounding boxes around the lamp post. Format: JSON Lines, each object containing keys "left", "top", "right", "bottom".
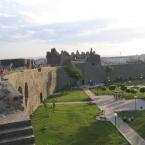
{"left": 108, "top": 79, "right": 110, "bottom": 85}
{"left": 114, "top": 113, "right": 117, "bottom": 128}
{"left": 140, "top": 73, "right": 143, "bottom": 80}
{"left": 134, "top": 96, "right": 137, "bottom": 111}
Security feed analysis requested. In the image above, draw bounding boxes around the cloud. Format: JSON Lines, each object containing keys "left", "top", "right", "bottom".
{"left": 0, "top": 18, "right": 111, "bottom": 41}
{"left": 4, "top": 0, "right": 37, "bottom": 6}
{"left": 25, "top": 20, "right": 145, "bottom": 44}
{"left": 78, "top": 28, "right": 145, "bottom": 43}
{"left": 1, "top": 0, "right": 145, "bottom": 58}
{"left": 1, "top": 16, "right": 145, "bottom": 45}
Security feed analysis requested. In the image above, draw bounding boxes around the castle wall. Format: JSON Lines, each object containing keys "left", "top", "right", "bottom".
{"left": 6, "top": 67, "right": 57, "bottom": 115}
{"left": 75, "top": 63, "right": 106, "bottom": 84}
{"left": 56, "top": 67, "right": 71, "bottom": 90}
{"left": 5, "top": 63, "right": 145, "bottom": 115}
{"left": 0, "top": 59, "right": 33, "bottom": 69}
{"left": 110, "top": 63, "right": 145, "bottom": 81}
{"left": 76, "top": 63, "right": 145, "bottom": 84}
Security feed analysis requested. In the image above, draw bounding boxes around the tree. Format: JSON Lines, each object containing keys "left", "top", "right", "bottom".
{"left": 105, "top": 65, "right": 114, "bottom": 82}
{"left": 64, "top": 64, "right": 82, "bottom": 87}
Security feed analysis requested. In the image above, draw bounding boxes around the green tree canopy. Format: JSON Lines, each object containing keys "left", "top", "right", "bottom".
{"left": 64, "top": 64, "right": 82, "bottom": 80}
{"left": 105, "top": 65, "right": 114, "bottom": 74}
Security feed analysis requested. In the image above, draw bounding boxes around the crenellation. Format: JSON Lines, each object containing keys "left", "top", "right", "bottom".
{"left": 46, "top": 48, "right": 101, "bottom": 66}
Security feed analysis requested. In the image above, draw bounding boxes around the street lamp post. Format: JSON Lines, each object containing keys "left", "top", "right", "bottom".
{"left": 134, "top": 96, "right": 137, "bottom": 111}
{"left": 108, "top": 79, "right": 110, "bottom": 85}
{"left": 140, "top": 73, "right": 143, "bottom": 80}
{"left": 114, "top": 113, "right": 117, "bottom": 128}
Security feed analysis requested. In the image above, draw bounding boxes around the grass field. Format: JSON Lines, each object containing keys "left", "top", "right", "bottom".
{"left": 119, "top": 110, "right": 145, "bottom": 139}
{"left": 47, "top": 88, "right": 91, "bottom": 102}
{"left": 91, "top": 87, "right": 145, "bottom": 99}
{"left": 32, "top": 104, "right": 128, "bottom": 145}
{"left": 91, "top": 88, "right": 113, "bottom": 96}
{"left": 123, "top": 80, "right": 145, "bottom": 86}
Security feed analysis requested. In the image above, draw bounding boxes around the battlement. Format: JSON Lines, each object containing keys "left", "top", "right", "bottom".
{"left": 46, "top": 48, "right": 101, "bottom": 66}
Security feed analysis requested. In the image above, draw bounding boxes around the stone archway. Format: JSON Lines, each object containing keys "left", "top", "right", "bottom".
{"left": 40, "top": 92, "right": 43, "bottom": 103}
{"left": 25, "top": 83, "right": 29, "bottom": 106}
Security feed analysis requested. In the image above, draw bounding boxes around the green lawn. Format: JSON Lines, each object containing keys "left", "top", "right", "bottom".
{"left": 47, "top": 88, "right": 91, "bottom": 102}
{"left": 122, "top": 92, "right": 145, "bottom": 99}
{"left": 119, "top": 110, "right": 145, "bottom": 139}
{"left": 91, "top": 87, "right": 145, "bottom": 99}
{"left": 91, "top": 88, "right": 113, "bottom": 96}
{"left": 123, "top": 80, "right": 145, "bottom": 86}
{"left": 32, "top": 104, "right": 128, "bottom": 145}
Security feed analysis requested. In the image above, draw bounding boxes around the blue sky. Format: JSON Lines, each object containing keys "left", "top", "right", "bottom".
{"left": 0, "top": 0, "right": 145, "bottom": 59}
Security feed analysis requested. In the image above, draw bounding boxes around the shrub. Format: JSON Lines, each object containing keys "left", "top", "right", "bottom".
{"left": 109, "top": 85, "right": 116, "bottom": 90}
{"left": 140, "top": 87, "right": 145, "bottom": 93}
{"left": 116, "top": 76, "right": 123, "bottom": 82}
{"left": 101, "top": 86, "right": 106, "bottom": 91}
{"left": 126, "top": 89, "right": 131, "bottom": 93}
{"left": 126, "top": 88, "right": 137, "bottom": 94}
{"left": 120, "top": 85, "right": 127, "bottom": 91}
{"left": 130, "top": 89, "right": 137, "bottom": 94}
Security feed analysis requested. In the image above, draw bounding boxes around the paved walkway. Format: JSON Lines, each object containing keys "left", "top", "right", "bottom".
{"left": 46, "top": 101, "right": 96, "bottom": 105}
{"left": 84, "top": 89, "right": 145, "bottom": 145}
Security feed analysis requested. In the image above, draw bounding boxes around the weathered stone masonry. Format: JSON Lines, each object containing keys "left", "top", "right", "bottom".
{"left": 5, "top": 63, "right": 145, "bottom": 115}
{"left": 6, "top": 67, "right": 57, "bottom": 115}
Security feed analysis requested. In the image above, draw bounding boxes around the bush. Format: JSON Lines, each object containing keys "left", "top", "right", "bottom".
{"left": 126, "top": 88, "right": 137, "bottom": 94}
{"left": 109, "top": 85, "right": 116, "bottom": 90}
{"left": 101, "top": 86, "right": 106, "bottom": 91}
{"left": 116, "top": 76, "right": 123, "bottom": 82}
{"left": 120, "top": 85, "right": 127, "bottom": 91}
{"left": 130, "top": 89, "right": 137, "bottom": 94}
{"left": 126, "top": 89, "right": 131, "bottom": 93}
{"left": 140, "top": 87, "right": 145, "bottom": 93}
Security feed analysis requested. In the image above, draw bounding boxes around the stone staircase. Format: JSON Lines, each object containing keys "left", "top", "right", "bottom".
{"left": 0, "top": 119, "right": 35, "bottom": 145}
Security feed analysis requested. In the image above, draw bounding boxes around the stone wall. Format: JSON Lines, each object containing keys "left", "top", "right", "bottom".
{"left": 75, "top": 63, "right": 106, "bottom": 84}
{"left": 75, "top": 63, "right": 145, "bottom": 84}
{"left": 110, "top": 63, "right": 145, "bottom": 81}
{"left": 0, "top": 59, "right": 34, "bottom": 69}
{"left": 56, "top": 67, "right": 71, "bottom": 90}
{"left": 5, "top": 63, "right": 145, "bottom": 115}
{"left": 6, "top": 67, "right": 57, "bottom": 115}
{"left": 46, "top": 48, "right": 71, "bottom": 66}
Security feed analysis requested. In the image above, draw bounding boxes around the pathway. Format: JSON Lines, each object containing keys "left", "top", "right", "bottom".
{"left": 84, "top": 89, "right": 145, "bottom": 145}
{"left": 46, "top": 101, "right": 96, "bottom": 105}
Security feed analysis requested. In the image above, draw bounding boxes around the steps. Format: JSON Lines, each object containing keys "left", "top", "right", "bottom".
{"left": 0, "top": 119, "right": 35, "bottom": 145}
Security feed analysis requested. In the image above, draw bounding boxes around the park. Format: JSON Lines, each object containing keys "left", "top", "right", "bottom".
{"left": 1, "top": 49, "right": 145, "bottom": 145}
{"left": 30, "top": 78, "right": 145, "bottom": 145}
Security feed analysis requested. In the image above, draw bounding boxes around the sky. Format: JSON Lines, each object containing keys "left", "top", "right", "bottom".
{"left": 1, "top": 0, "right": 145, "bottom": 59}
